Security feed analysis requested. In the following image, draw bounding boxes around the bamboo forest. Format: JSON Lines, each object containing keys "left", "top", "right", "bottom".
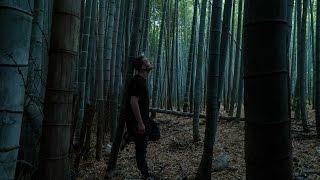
{"left": 1, "top": 0, "right": 320, "bottom": 179}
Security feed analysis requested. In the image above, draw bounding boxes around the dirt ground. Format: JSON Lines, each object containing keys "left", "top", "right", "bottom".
{"left": 78, "top": 110, "right": 320, "bottom": 180}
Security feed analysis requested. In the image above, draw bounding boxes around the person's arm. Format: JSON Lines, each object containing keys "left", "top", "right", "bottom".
{"left": 130, "top": 96, "right": 145, "bottom": 134}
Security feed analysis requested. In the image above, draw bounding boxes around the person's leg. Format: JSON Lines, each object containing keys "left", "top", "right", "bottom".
{"left": 135, "top": 134, "right": 149, "bottom": 177}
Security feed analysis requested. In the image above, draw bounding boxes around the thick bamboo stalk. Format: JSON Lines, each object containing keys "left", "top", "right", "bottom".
{"left": 243, "top": 0, "right": 292, "bottom": 178}
{"left": 0, "top": 1, "right": 33, "bottom": 179}
{"left": 38, "top": 0, "right": 80, "bottom": 178}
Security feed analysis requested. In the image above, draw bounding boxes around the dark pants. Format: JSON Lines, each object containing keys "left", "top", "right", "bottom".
{"left": 134, "top": 134, "right": 149, "bottom": 177}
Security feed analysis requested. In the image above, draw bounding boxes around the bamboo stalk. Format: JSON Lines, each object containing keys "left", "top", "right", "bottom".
{"left": 149, "top": 108, "right": 244, "bottom": 121}
{"left": 0, "top": 1, "right": 33, "bottom": 178}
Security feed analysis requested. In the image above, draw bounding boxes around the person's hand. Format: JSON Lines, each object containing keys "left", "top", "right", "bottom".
{"left": 137, "top": 122, "right": 145, "bottom": 134}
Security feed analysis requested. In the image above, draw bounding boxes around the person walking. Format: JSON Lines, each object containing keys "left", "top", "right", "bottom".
{"left": 126, "top": 56, "right": 155, "bottom": 179}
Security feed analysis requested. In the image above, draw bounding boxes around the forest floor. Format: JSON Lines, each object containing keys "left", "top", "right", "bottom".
{"left": 78, "top": 109, "right": 320, "bottom": 180}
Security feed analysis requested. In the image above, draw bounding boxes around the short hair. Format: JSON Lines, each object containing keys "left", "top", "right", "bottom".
{"left": 132, "top": 55, "right": 146, "bottom": 71}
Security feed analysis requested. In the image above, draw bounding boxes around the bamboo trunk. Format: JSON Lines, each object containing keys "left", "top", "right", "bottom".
{"left": 151, "top": 0, "right": 167, "bottom": 109}
{"left": 175, "top": 0, "right": 180, "bottom": 111}
{"left": 74, "top": 105, "right": 95, "bottom": 174}
{"left": 0, "top": 1, "right": 33, "bottom": 179}
{"left": 95, "top": 0, "right": 107, "bottom": 161}
{"left": 217, "top": 0, "right": 233, "bottom": 106}
{"left": 104, "top": 0, "right": 116, "bottom": 136}
{"left": 300, "top": 0, "right": 309, "bottom": 131}
{"left": 39, "top": 0, "right": 80, "bottom": 178}
{"left": 75, "top": 0, "right": 94, "bottom": 145}
{"left": 111, "top": 0, "right": 127, "bottom": 146}
{"left": 183, "top": 0, "right": 198, "bottom": 112}
{"left": 193, "top": 0, "right": 208, "bottom": 142}
{"left": 141, "top": 0, "right": 151, "bottom": 54}
{"left": 110, "top": 0, "right": 121, "bottom": 141}
{"left": 287, "top": 0, "right": 294, "bottom": 119}
{"left": 295, "top": 0, "right": 303, "bottom": 120}
{"left": 85, "top": 0, "right": 98, "bottom": 105}
{"left": 226, "top": 4, "right": 237, "bottom": 112}
{"left": 229, "top": 0, "right": 244, "bottom": 116}
{"left": 196, "top": 0, "right": 223, "bottom": 178}
{"left": 20, "top": 0, "right": 45, "bottom": 168}
{"left": 170, "top": 0, "right": 177, "bottom": 111}
{"left": 244, "top": 0, "right": 292, "bottom": 178}
{"left": 315, "top": 0, "right": 320, "bottom": 138}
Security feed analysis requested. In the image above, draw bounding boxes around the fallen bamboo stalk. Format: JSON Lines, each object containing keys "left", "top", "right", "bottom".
{"left": 149, "top": 108, "right": 245, "bottom": 121}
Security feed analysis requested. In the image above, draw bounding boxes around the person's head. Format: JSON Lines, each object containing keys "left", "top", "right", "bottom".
{"left": 132, "top": 56, "right": 153, "bottom": 78}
